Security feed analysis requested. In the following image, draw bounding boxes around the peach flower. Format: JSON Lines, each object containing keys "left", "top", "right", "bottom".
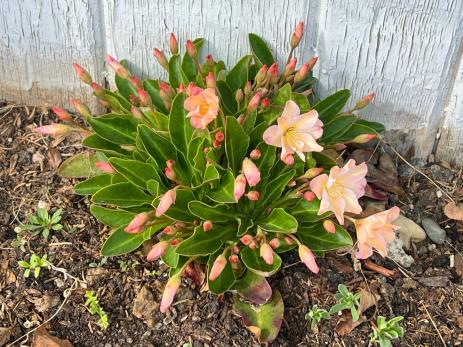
{"left": 310, "top": 159, "right": 367, "bottom": 225}
{"left": 184, "top": 88, "right": 219, "bottom": 129}
{"left": 263, "top": 100, "right": 323, "bottom": 161}
{"left": 354, "top": 206, "right": 400, "bottom": 259}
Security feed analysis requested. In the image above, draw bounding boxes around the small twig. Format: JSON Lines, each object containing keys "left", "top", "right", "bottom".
{"left": 363, "top": 259, "right": 395, "bottom": 278}
{"left": 422, "top": 304, "right": 446, "bottom": 346}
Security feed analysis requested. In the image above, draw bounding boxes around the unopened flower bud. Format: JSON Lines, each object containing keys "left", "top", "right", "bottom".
{"left": 125, "top": 212, "right": 154, "bottom": 233}
{"left": 131, "top": 106, "right": 143, "bottom": 120}
{"left": 36, "top": 124, "right": 71, "bottom": 137}
{"left": 229, "top": 254, "right": 239, "bottom": 263}
{"left": 240, "top": 235, "right": 253, "bottom": 246}
{"left": 203, "top": 220, "right": 213, "bottom": 232}
{"left": 105, "top": 55, "right": 130, "bottom": 79}
{"left": 165, "top": 167, "right": 177, "bottom": 181}
{"left": 298, "top": 244, "right": 319, "bottom": 273}
{"left": 70, "top": 99, "right": 91, "bottom": 118}
{"left": 174, "top": 221, "right": 186, "bottom": 229}
{"left": 206, "top": 72, "right": 215, "bottom": 89}
{"left": 169, "top": 33, "right": 179, "bottom": 55}
{"left": 91, "top": 82, "right": 105, "bottom": 96}
{"left": 303, "top": 191, "right": 316, "bottom": 202}
{"left": 244, "top": 81, "right": 252, "bottom": 95}
{"left": 255, "top": 64, "right": 268, "bottom": 85}
{"left": 290, "top": 21, "right": 304, "bottom": 49}
{"left": 352, "top": 134, "right": 376, "bottom": 144}
{"left": 284, "top": 58, "right": 297, "bottom": 77}
{"left": 130, "top": 76, "right": 142, "bottom": 89}
{"left": 353, "top": 93, "right": 375, "bottom": 110}
{"left": 72, "top": 63, "right": 92, "bottom": 85}
{"left": 235, "top": 89, "right": 243, "bottom": 104}
{"left": 284, "top": 236, "right": 293, "bottom": 246}
{"left": 283, "top": 153, "right": 295, "bottom": 165}
{"left": 260, "top": 98, "right": 270, "bottom": 108}
{"left": 269, "top": 238, "right": 280, "bottom": 249}
{"left": 96, "top": 161, "right": 115, "bottom": 174}
{"left": 177, "top": 83, "right": 186, "bottom": 93}
{"left": 215, "top": 131, "right": 224, "bottom": 142}
{"left": 137, "top": 88, "right": 152, "bottom": 107}
{"left": 99, "top": 99, "right": 110, "bottom": 108}
{"left": 51, "top": 107, "right": 72, "bottom": 122}
{"left": 232, "top": 245, "right": 240, "bottom": 254}
{"left": 234, "top": 174, "right": 247, "bottom": 201}
{"left": 250, "top": 149, "right": 261, "bottom": 160}
{"left": 306, "top": 56, "right": 318, "bottom": 72}
{"left": 163, "top": 225, "right": 175, "bottom": 235}
{"left": 205, "top": 54, "right": 214, "bottom": 68}
{"left": 247, "top": 92, "right": 261, "bottom": 112}
{"left": 156, "top": 189, "right": 176, "bottom": 217}
{"left": 129, "top": 94, "right": 139, "bottom": 106}
{"left": 159, "top": 81, "right": 176, "bottom": 100}
{"left": 166, "top": 159, "right": 175, "bottom": 168}
{"left": 186, "top": 40, "right": 197, "bottom": 59}
{"left": 246, "top": 191, "right": 260, "bottom": 201}
{"left": 249, "top": 240, "right": 257, "bottom": 249}
{"left": 170, "top": 238, "right": 181, "bottom": 246}
{"left": 333, "top": 143, "right": 347, "bottom": 151}
{"left": 303, "top": 167, "right": 324, "bottom": 179}
{"left": 153, "top": 48, "right": 169, "bottom": 69}
{"left": 237, "top": 114, "right": 245, "bottom": 125}
{"left": 323, "top": 220, "right": 336, "bottom": 234}
{"left": 147, "top": 241, "right": 169, "bottom": 261}
{"left": 288, "top": 180, "right": 296, "bottom": 187}
{"left": 260, "top": 243, "right": 274, "bottom": 265}
{"left": 268, "top": 63, "right": 279, "bottom": 84}
{"left": 209, "top": 254, "right": 227, "bottom": 281}
{"left": 213, "top": 139, "right": 221, "bottom": 148}
{"left": 242, "top": 158, "right": 261, "bottom": 186}
{"left": 294, "top": 63, "right": 309, "bottom": 84}
{"left": 160, "top": 275, "right": 181, "bottom": 313}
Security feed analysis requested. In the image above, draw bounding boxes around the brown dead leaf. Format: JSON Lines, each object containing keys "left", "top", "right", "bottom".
{"left": 457, "top": 316, "right": 463, "bottom": 329}
{"left": 444, "top": 201, "right": 463, "bottom": 221}
{"left": 335, "top": 311, "right": 367, "bottom": 335}
{"left": 47, "top": 148, "right": 62, "bottom": 170}
{"left": 32, "top": 327, "right": 73, "bottom": 347}
{"left": 358, "top": 289, "right": 379, "bottom": 315}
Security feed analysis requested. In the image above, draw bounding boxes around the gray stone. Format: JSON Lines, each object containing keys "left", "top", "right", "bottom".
{"left": 395, "top": 214, "right": 427, "bottom": 249}
{"left": 422, "top": 218, "right": 446, "bottom": 244}
{"left": 386, "top": 238, "right": 414, "bottom": 268}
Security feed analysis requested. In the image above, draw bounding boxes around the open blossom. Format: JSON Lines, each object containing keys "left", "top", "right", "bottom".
{"left": 355, "top": 207, "right": 400, "bottom": 259}
{"left": 184, "top": 88, "right": 219, "bottom": 129}
{"left": 242, "top": 158, "right": 260, "bottom": 186}
{"left": 310, "top": 159, "right": 367, "bottom": 225}
{"left": 156, "top": 189, "right": 176, "bottom": 217}
{"left": 263, "top": 100, "right": 323, "bottom": 162}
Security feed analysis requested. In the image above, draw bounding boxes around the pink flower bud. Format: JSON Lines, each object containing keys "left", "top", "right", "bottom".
{"left": 91, "top": 83, "right": 105, "bottom": 96}
{"left": 205, "top": 54, "right": 214, "bottom": 67}
{"left": 212, "top": 139, "right": 221, "bottom": 148}
{"left": 234, "top": 174, "right": 247, "bottom": 201}
{"left": 284, "top": 58, "right": 297, "bottom": 76}
{"left": 174, "top": 221, "right": 186, "bottom": 229}
{"left": 156, "top": 189, "right": 176, "bottom": 217}
{"left": 244, "top": 81, "right": 252, "bottom": 95}
{"left": 240, "top": 235, "right": 253, "bottom": 246}
{"left": 209, "top": 254, "right": 227, "bottom": 281}
{"left": 288, "top": 180, "right": 296, "bottom": 187}
{"left": 131, "top": 106, "right": 143, "bottom": 119}
{"left": 125, "top": 212, "right": 153, "bottom": 233}
{"left": 260, "top": 243, "right": 274, "bottom": 265}
{"left": 268, "top": 63, "right": 279, "bottom": 83}
{"left": 353, "top": 134, "right": 376, "bottom": 144}
{"left": 160, "top": 275, "right": 181, "bottom": 313}
{"left": 235, "top": 89, "right": 243, "bottom": 104}
{"left": 229, "top": 254, "right": 239, "bottom": 263}
{"left": 203, "top": 220, "right": 213, "bottom": 232}
{"left": 232, "top": 245, "right": 240, "bottom": 254}
{"left": 170, "top": 238, "right": 181, "bottom": 246}
{"left": 177, "top": 83, "right": 186, "bottom": 93}
{"left": 354, "top": 93, "right": 375, "bottom": 110}
{"left": 255, "top": 65, "right": 268, "bottom": 84}
{"left": 164, "top": 167, "right": 177, "bottom": 181}
{"left": 303, "top": 167, "right": 324, "bottom": 179}
{"left": 290, "top": 21, "right": 304, "bottom": 49}
{"left": 153, "top": 48, "right": 169, "bottom": 69}
{"left": 307, "top": 56, "right": 318, "bottom": 71}
{"left": 95, "top": 161, "right": 115, "bottom": 173}
{"left": 206, "top": 72, "right": 215, "bottom": 89}
{"left": 166, "top": 159, "right": 175, "bottom": 168}
{"left": 333, "top": 143, "right": 347, "bottom": 151}
{"left": 169, "top": 33, "right": 179, "bottom": 55}
{"left": 129, "top": 94, "right": 139, "bottom": 106}
{"left": 250, "top": 149, "right": 261, "bottom": 160}
{"left": 186, "top": 40, "right": 197, "bottom": 58}
{"left": 36, "top": 124, "right": 71, "bottom": 137}
{"left": 237, "top": 114, "right": 245, "bottom": 125}
{"left": 249, "top": 240, "right": 257, "bottom": 249}
{"left": 298, "top": 244, "right": 319, "bottom": 273}
{"left": 246, "top": 191, "right": 260, "bottom": 201}
{"left": 215, "top": 131, "right": 224, "bottom": 142}
{"left": 163, "top": 225, "right": 175, "bottom": 235}
{"left": 284, "top": 237, "right": 293, "bottom": 246}
{"left": 130, "top": 76, "right": 142, "bottom": 89}
{"left": 260, "top": 98, "right": 270, "bottom": 108}
{"left": 303, "top": 191, "right": 316, "bottom": 202}
{"left": 269, "top": 238, "right": 280, "bottom": 249}
{"left": 51, "top": 107, "right": 72, "bottom": 122}
{"left": 147, "top": 241, "right": 169, "bottom": 261}
{"left": 323, "top": 220, "right": 336, "bottom": 234}
{"left": 105, "top": 55, "right": 130, "bottom": 79}
{"left": 72, "top": 63, "right": 92, "bottom": 85}
{"left": 137, "top": 88, "right": 152, "bottom": 107}
{"left": 294, "top": 63, "right": 309, "bottom": 84}
{"left": 247, "top": 92, "right": 261, "bottom": 112}
{"left": 283, "top": 153, "right": 295, "bottom": 165}
{"left": 242, "top": 158, "right": 261, "bottom": 186}
{"left": 70, "top": 99, "right": 91, "bottom": 118}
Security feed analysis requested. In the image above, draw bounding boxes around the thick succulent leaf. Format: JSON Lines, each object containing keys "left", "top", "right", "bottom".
{"left": 115, "top": 59, "right": 137, "bottom": 100}
{"left": 196, "top": 165, "right": 220, "bottom": 188}
{"left": 188, "top": 136, "right": 207, "bottom": 174}
{"left": 168, "top": 55, "right": 188, "bottom": 88}
{"left": 138, "top": 124, "right": 178, "bottom": 168}
{"left": 291, "top": 93, "right": 310, "bottom": 112}
{"left": 313, "top": 89, "right": 351, "bottom": 123}
{"left": 290, "top": 198, "right": 332, "bottom": 222}
{"left": 207, "top": 169, "right": 236, "bottom": 203}
{"left": 253, "top": 142, "right": 276, "bottom": 181}
{"left": 321, "top": 115, "right": 358, "bottom": 143}
{"left": 242, "top": 110, "right": 257, "bottom": 133}
{"left": 83, "top": 134, "right": 132, "bottom": 158}
{"left": 240, "top": 247, "right": 281, "bottom": 277}
{"left": 233, "top": 289, "right": 284, "bottom": 343}
{"left": 182, "top": 38, "right": 205, "bottom": 81}
{"left": 273, "top": 83, "right": 291, "bottom": 107}
{"left": 298, "top": 222, "right": 353, "bottom": 251}
{"left": 188, "top": 201, "right": 234, "bottom": 222}
{"left": 237, "top": 217, "right": 254, "bottom": 237}
{"left": 334, "top": 122, "right": 380, "bottom": 143}
{"left": 169, "top": 93, "right": 193, "bottom": 155}
{"left": 87, "top": 115, "right": 137, "bottom": 145}
{"left": 58, "top": 152, "right": 104, "bottom": 178}
{"left": 262, "top": 106, "right": 283, "bottom": 125}
{"left": 207, "top": 250, "right": 236, "bottom": 294}
{"left": 232, "top": 270, "right": 272, "bottom": 304}
{"left": 109, "top": 158, "right": 159, "bottom": 189}
{"left": 176, "top": 225, "right": 236, "bottom": 256}
{"left": 312, "top": 152, "right": 338, "bottom": 168}
{"left": 226, "top": 55, "right": 251, "bottom": 92}
{"left": 248, "top": 122, "right": 268, "bottom": 150}
{"left": 259, "top": 208, "right": 298, "bottom": 233}
{"left": 143, "top": 79, "right": 169, "bottom": 114}
{"left": 248, "top": 33, "right": 275, "bottom": 68}
{"left": 92, "top": 182, "right": 152, "bottom": 207}
{"left": 293, "top": 74, "right": 316, "bottom": 93}
{"left": 356, "top": 119, "right": 385, "bottom": 133}
{"left": 161, "top": 244, "right": 179, "bottom": 268}
{"left": 90, "top": 205, "right": 135, "bottom": 228}
{"left": 259, "top": 169, "right": 295, "bottom": 207}
{"left": 154, "top": 189, "right": 196, "bottom": 222}
{"left": 216, "top": 80, "right": 237, "bottom": 114}
{"left": 75, "top": 174, "right": 113, "bottom": 195}
{"left": 225, "top": 116, "right": 250, "bottom": 175}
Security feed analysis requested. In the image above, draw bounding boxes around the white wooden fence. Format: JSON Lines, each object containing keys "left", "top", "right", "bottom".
{"left": 1, "top": 0, "right": 463, "bottom": 164}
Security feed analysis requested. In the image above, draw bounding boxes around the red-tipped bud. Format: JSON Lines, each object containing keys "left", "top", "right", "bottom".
{"left": 153, "top": 48, "right": 169, "bottom": 69}
{"left": 166, "top": 159, "right": 175, "bottom": 168}
{"left": 72, "top": 63, "right": 92, "bottom": 85}
{"left": 137, "top": 88, "right": 152, "bottom": 107}
{"left": 51, "top": 107, "right": 72, "bottom": 122}
{"left": 242, "top": 158, "right": 261, "bottom": 186}
{"left": 215, "top": 131, "right": 225, "bottom": 142}
{"left": 235, "top": 89, "right": 244, "bottom": 105}
{"left": 212, "top": 139, "right": 222, "bottom": 148}
{"left": 160, "top": 275, "right": 181, "bottom": 313}
{"left": 268, "top": 63, "right": 279, "bottom": 84}
{"left": 131, "top": 106, "right": 143, "bottom": 119}
{"left": 303, "top": 191, "right": 316, "bottom": 202}
{"left": 36, "top": 124, "right": 71, "bottom": 137}
{"left": 163, "top": 225, "right": 175, "bottom": 235}
{"left": 237, "top": 114, "right": 245, "bottom": 125}
{"left": 125, "top": 212, "right": 154, "bottom": 233}
{"left": 96, "top": 161, "right": 115, "bottom": 174}
{"left": 283, "top": 153, "right": 295, "bottom": 165}
{"left": 240, "top": 235, "right": 253, "bottom": 246}
{"left": 170, "top": 238, "right": 181, "bottom": 246}
{"left": 333, "top": 143, "right": 347, "bottom": 151}
{"left": 209, "top": 254, "right": 227, "bottom": 281}
{"left": 353, "top": 134, "right": 377, "bottom": 144}
{"left": 186, "top": 40, "right": 197, "bottom": 58}
{"left": 159, "top": 81, "right": 176, "bottom": 99}
{"left": 260, "top": 98, "right": 270, "bottom": 109}
{"left": 250, "top": 149, "right": 261, "bottom": 160}
{"left": 290, "top": 21, "right": 304, "bottom": 49}
{"left": 232, "top": 245, "right": 240, "bottom": 254}
{"left": 229, "top": 254, "right": 240, "bottom": 263}
{"left": 249, "top": 240, "right": 257, "bottom": 250}
{"left": 303, "top": 167, "right": 324, "bottom": 179}
{"left": 164, "top": 167, "right": 177, "bottom": 181}
{"left": 91, "top": 82, "right": 105, "bottom": 96}
{"left": 260, "top": 243, "right": 274, "bottom": 265}
{"left": 288, "top": 180, "right": 297, "bottom": 187}
{"left": 205, "top": 54, "right": 214, "bottom": 67}
{"left": 247, "top": 92, "right": 261, "bottom": 112}
{"left": 284, "top": 58, "right": 297, "bottom": 76}
{"left": 147, "top": 241, "right": 169, "bottom": 261}
{"left": 294, "top": 64, "right": 309, "bottom": 84}
{"left": 323, "top": 220, "right": 336, "bottom": 234}
{"left": 269, "top": 238, "right": 280, "bottom": 249}
{"left": 298, "top": 244, "right": 319, "bottom": 273}
{"left": 284, "top": 237, "right": 293, "bottom": 246}
{"left": 174, "top": 221, "right": 186, "bottom": 229}
{"left": 169, "top": 33, "right": 179, "bottom": 55}
{"left": 244, "top": 81, "right": 252, "bottom": 95}
{"left": 69, "top": 99, "right": 91, "bottom": 118}
{"left": 354, "top": 93, "right": 375, "bottom": 110}
{"left": 255, "top": 64, "right": 268, "bottom": 85}
{"left": 246, "top": 191, "right": 260, "bottom": 201}
{"left": 307, "top": 56, "right": 318, "bottom": 72}
{"left": 203, "top": 220, "right": 213, "bottom": 232}
{"left": 130, "top": 76, "right": 142, "bottom": 89}
{"left": 129, "top": 94, "right": 139, "bottom": 106}
{"left": 105, "top": 55, "right": 130, "bottom": 79}
{"left": 206, "top": 72, "right": 215, "bottom": 89}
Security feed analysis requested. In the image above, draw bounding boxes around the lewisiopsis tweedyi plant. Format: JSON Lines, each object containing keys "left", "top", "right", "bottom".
{"left": 37, "top": 22, "right": 401, "bottom": 342}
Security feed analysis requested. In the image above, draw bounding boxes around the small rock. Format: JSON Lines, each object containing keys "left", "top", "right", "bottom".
{"left": 422, "top": 218, "right": 446, "bottom": 245}
{"left": 432, "top": 255, "right": 449, "bottom": 268}
{"left": 418, "top": 276, "right": 449, "bottom": 288}
{"left": 132, "top": 286, "right": 160, "bottom": 327}
{"left": 395, "top": 215, "right": 426, "bottom": 249}
{"left": 0, "top": 327, "right": 11, "bottom": 346}
{"left": 386, "top": 238, "right": 414, "bottom": 268}
{"left": 428, "top": 244, "right": 437, "bottom": 251}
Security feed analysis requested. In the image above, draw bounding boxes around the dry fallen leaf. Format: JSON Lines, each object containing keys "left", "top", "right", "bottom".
{"left": 32, "top": 327, "right": 73, "bottom": 347}
{"left": 335, "top": 311, "right": 367, "bottom": 335}
{"left": 358, "top": 289, "right": 379, "bottom": 315}
{"left": 444, "top": 201, "right": 463, "bottom": 221}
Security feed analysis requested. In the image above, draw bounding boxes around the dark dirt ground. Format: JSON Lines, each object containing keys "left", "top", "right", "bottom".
{"left": 1, "top": 103, "right": 463, "bottom": 347}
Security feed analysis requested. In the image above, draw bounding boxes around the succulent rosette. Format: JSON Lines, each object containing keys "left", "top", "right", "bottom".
{"left": 43, "top": 23, "right": 398, "bottom": 342}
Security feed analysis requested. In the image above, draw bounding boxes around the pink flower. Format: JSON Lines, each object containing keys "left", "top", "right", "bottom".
{"left": 124, "top": 212, "right": 153, "bottom": 233}
{"left": 263, "top": 100, "right": 323, "bottom": 162}
{"left": 160, "top": 275, "right": 181, "bottom": 313}
{"left": 156, "top": 189, "right": 176, "bottom": 217}
{"left": 147, "top": 241, "right": 169, "bottom": 261}
{"left": 184, "top": 88, "right": 219, "bottom": 129}
{"left": 36, "top": 124, "right": 71, "bottom": 137}
{"left": 242, "top": 158, "right": 261, "bottom": 186}
{"left": 260, "top": 243, "right": 274, "bottom": 265}
{"left": 310, "top": 159, "right": 367, "bottom": 225}
{"left": 234, "top": 174, "right": 247, "bottom": 201}
{"left": 354, "top": 206, "right": 400, "bottom": 259}
{"left": 95, "top": 161, "right": 115, "bottom": 174}
{"left": 298, "top": 244, "right": 319, "bottom": 273}
{"left": 209, "top": 254, "right": 227, "bottom": 281}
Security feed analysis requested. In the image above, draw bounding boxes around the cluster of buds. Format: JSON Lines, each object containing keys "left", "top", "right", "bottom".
{"left": 213, "top": 131, "right": 224, "bottom": 148}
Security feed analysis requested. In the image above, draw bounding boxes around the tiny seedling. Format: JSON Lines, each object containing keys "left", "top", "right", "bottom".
{"left": 19, "top": 207, "right": 63, "bottom": 239}
{"left": 329, "top": 284, "right": 361, "bottom": 321}
{"left": 18, "top": 254, "right": 49, "bottom": 278}
{"left": 89, "top": 256, "right": 108, "bottom": 268}
{"left": 11, "top": 227, "right": 27, "bottom": 252}
{"left": 305, "top": 305, "right": 330, "bottom": 331}
{"left": 84, "top": 291, "right": 109, "bottom": 330}
{"left": 370, "top": 316, "right": 404, "bottom": 347}
{"left": 118, "top": 259, "right": 139, "bottom": 272}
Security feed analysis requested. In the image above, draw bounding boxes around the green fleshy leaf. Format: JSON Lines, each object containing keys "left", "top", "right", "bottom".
{"left": 225, "top": 116, "right": 250, "bottom": 175}
{"left": 259, "top": 208, "right": 298, "bottom": 233}
{"left": 248, "top": 122, "right": 267, "bottom": 150}
{"left": 87, "top": 115, "right": 137, "bottom": 145}
{"left": 298, "top": 222, "right": 353, "bottom": 251}
{"left": 182, "top": 38, "right": 205, "bottom": 81}
{"left": 290, "top": 198, "right": 332, "bottom": 222}
{"left": 82, "top": 134, "right": 132, "bottom": 158}
{"left": 253, "top": 142, "right": 276, "bottom": 181}
{"left": 169, "top": 93, "right": 193, "bottom": 155}
{"left": 75, "top": 174, "right": 113, "bottom": 195}
{"left": 207, "top": 250, "right": 236, "bottom": 294}
{"left": 146, "top": 179, "right": 160, "bottom": 196}
{"left": 248, "top": 33, "right": 275, "bottom": 68}
{"left": 92, "top": 182, "right": 152, "bottom": 207}
{"left": 168, "top": 55, "right": 188, "bottom": 89}
{"left": 356, "top": 119, "right": 385, "bottom": 133}
{"left": 273, "top": 83, "right": 292, "bottom": 107}
{"left": 232, "top": 270, "right": 272, "bottom": 304}
{"left": 138, "top": 124, "right": 178, "bottom": 168}
{"left": 161, "top": 245, "right": 179, "bottom": 268}
{"left": 58, "top": 152, "right": 103, "bottom": 178}
{"left": 237, "top": 217, "right": 254, "bottom": 237}
{"left": 188, "top": 201, "right": 234, "bottom": 222}
{"left": 207, "top": 169, "right": 236, "bottom": 203}
{"left": 334, "top": 122, "right": 380, "bottom": 143}
{"left": 216, "top": 80, "right": 237, "bottom": 114}
{"left": 313, "top": 89, "right": 351, "bottom": 123}
{"left": 291, "top": 93, "right": 310, "bottom": 112}
{"left": 321, "top": 115, "right": 357, "bottom": 143}
{"left": 176, "top": 225, "right": 236, "bottom": 256}
{"left": 259, "top": 169, "right": 295, "bottom": 207}
{"left": 143, "top": 80, "right": 168, "bottom": 114}
{"left": 312, "top": 152, "right": 339, "bottom": 168}
{"left": 90, "top": 205, "right": 135, "bottom": 228}
{"left": 115, "top": 60, "right": 137, "bottom": 100}
{"left": 240, "top": 247, "right": 281, "bottom": 277}
{"left": 109, "top": 158, "right": 159, "bottom": 190}
{"left": 226, "top": 55, "right": 252, "bottom": 92}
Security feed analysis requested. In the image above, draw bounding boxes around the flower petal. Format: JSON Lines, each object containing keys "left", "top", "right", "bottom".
{"left": 263, "top": 125, "right": 283, "bottom": 147}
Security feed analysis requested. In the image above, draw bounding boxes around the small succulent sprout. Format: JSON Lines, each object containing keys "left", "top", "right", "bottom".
{"left": 370, "top": 316, "right": 404, "bottom": 347}
{"left": 84, "top": 291, "right": 109, "bottom": 330}
{"left": 19, "top": 206, "right": 63, "bottom": 239}
{"left": 305, "top": 305, "right": 330, "bottom": 331}
{"left": 18, "top": 254, "right": 49, "bottom": 279}
{"left": 329, "top": 284, "right": 361, "bottom": 322}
